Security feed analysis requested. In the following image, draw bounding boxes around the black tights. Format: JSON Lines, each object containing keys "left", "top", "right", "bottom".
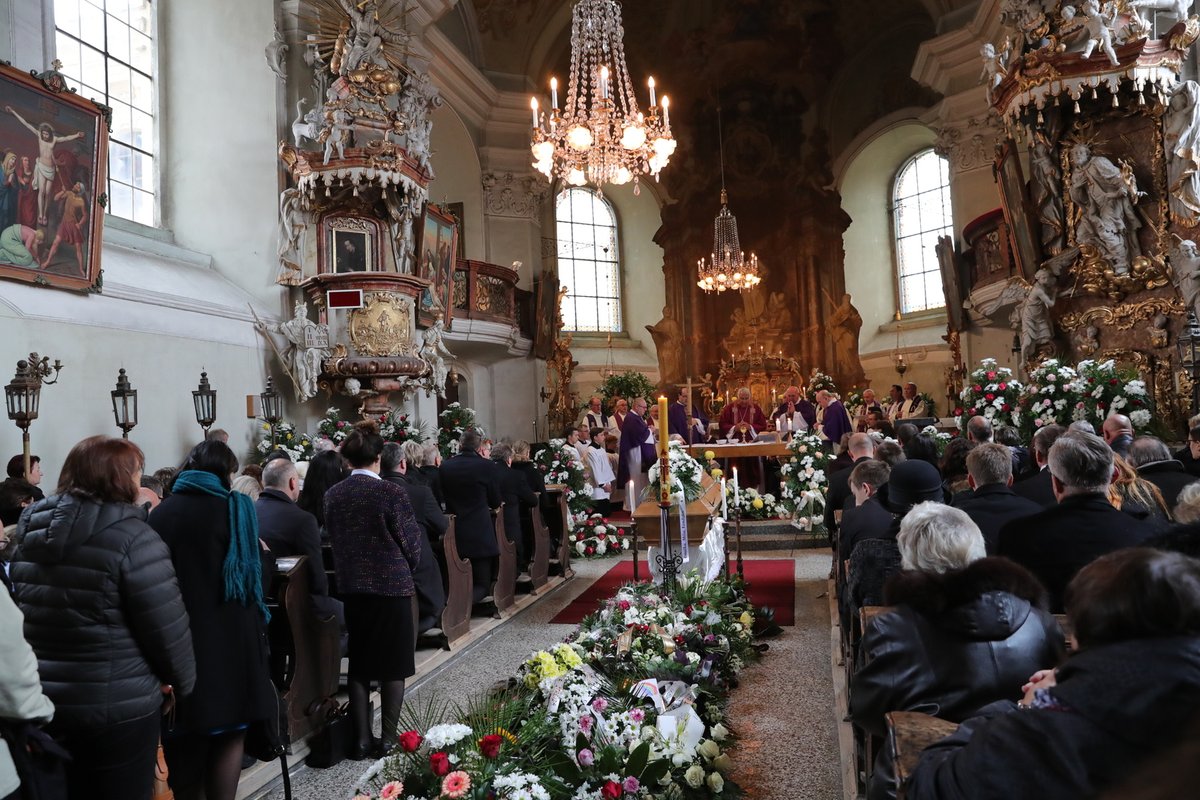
{"left": 164, "top": 730, "right": 247, "bottom": 800}
{"left": 349, "top": 678, "right": 407, "bottom": 749}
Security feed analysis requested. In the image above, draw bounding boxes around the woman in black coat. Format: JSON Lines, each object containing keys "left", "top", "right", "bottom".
{"left": 908, "top": 548, "right": 1200, "bottom": 800}
{"left": 10, "top": 436, "right": 195, "bottom": 800}
{"left": 149, "top": 441, "right": 274, "bottom": 800}
{"left": 297, "top": 448, "right": 347, "bottom": 533}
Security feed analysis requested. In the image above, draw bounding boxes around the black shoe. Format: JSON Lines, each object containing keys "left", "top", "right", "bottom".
{"left": 373, "top": 737, "right": 395, "bottom": 759}
{"left": 348, "top": 740, "right": 373, "bottom": 761}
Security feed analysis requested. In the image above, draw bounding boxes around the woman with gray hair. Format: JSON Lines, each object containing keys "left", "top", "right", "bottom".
{"left": 850, "top": 501, "right": 1064, "bottom": 800}
{"left": 415, "top": 441, "right": 444, "bottom": 509}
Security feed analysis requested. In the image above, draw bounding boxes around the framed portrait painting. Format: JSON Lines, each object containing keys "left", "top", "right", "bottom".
{"left": 993, "top": 138, "right": 1042, "bottom": 283}
{"left": 417, "top": 203, "right": 457, "bottom": 327}
{"left": 319, "top": 215, "right": 382, "bottom": 274}
{"left": 0, "top": 62, "right": 109, "bottom": 292}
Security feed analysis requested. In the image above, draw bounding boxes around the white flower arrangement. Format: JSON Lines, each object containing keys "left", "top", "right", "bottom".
{"left": 646, "top": 443, "right": 705, "bottom": 503}
{"left": 423, "top": 723, "right": 473, "bottom": 750}
{"left": 779, "top": 429, "right": 832, "bottom": 526}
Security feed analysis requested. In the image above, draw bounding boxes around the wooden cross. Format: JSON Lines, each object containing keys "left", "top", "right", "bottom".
{"left": 676, "top": 374, "right": 710, "bottom": 441}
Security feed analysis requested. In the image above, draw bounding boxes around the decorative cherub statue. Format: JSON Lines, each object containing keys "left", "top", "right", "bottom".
{"left": 1081, "top": 0, "right": 1120, "bottom": 66}
{"left": 980, "top": 43, "right": 1006, "bottom": 102}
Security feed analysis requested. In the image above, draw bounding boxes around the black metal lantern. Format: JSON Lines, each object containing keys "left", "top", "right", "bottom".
{"left": 5, "top": 353, "right": 63, "bottom": 477}
{"left": 1178, "top": 312, "right": 1200, "bottom": 417}
{"left": 192, "top": 371, "right": 217, "bottom": 436}
{"left": 259, "top": 376, "right": 284, "bottom": 446}
{"left": 111, "top": 368, "right": 138, "bottom": 439}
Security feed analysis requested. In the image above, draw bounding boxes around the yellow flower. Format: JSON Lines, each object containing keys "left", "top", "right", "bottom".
{"left": 710, "top": 468, "right": 723, "bottom": 479}
{"left": 751, "top": 498, "right": 764, "bottom": 510}
{"left": 704, "top": 449, "right": 716, "bottom": 461}
{"left": 739, "top": 610, "right": 753, "bottom": 626}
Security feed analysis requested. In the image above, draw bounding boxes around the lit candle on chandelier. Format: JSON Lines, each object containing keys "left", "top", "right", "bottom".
{"left": 662, "top": 95, "right": 670, "bottom": 126}
{"left": 530, "top": 96, "right": 539, "bottom": 128}
{"left": 550, "top": 77, "right": 559, "bottom": 109}
{"left": 648, "top": 76, "right": 657, "bottom": 108}
{"left": 600, "top": 66, "right": 609, "bottom": 100}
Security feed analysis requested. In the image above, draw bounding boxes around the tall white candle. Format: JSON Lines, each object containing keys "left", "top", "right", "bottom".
{"left": 600, "top": 66, "right": 609, "bottom": 99}
{"left": 550, "top": 77, "right": 558, "bottom": 109}
{"left": 648, "top": 76, "right": 657, "bottom": 107}
{"left": 662, "top": 95, "right": 670, "bottom": 126}
{"left": 627, "top": 479, "right": 635, "bottom": 509}
{"left": 732, "top": 466, "right": 739, "bottom": 507}
{"left": 721, "top": 477, "right": 728, "bottom": 520}
{"left": 530, "top": 97, "right": 539, "bottom": 128}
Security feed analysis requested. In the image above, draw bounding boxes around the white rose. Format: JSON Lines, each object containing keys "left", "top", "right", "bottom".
{"left": 697, "top": 739, "right": 721, "bottom": 759}
{"left": 707, "top": 772, "right": 724, "bottom": 793}
{"left": 684, "top": 765, "right": 705, "bottom": 788}
{"left": 710, "top": 723, "right": 730, "bottom": 742}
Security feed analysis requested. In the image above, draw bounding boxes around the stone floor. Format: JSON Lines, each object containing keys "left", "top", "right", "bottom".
{"left": 253, "top": 551, "right": 841, "bottom": 800}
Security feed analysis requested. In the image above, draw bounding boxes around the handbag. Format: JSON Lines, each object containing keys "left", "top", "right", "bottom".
{"left": 0, "top": 719, "right": 70, "bottom": 800}
{"left": 304, "top": 701, "right": 353, "bottom": 769}
{"left": 152, "top": 738, "right": 173, "bottom": 800}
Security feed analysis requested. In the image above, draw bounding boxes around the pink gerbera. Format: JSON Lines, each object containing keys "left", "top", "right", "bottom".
{"left": 442, "top": 771, "right": 472, "bottom": 799}
{"left": 380, "top": 781, "right": 404, "bottom": 799}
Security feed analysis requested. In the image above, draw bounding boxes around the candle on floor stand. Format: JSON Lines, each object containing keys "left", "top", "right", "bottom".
{"left": 721, "top": 477, "right": 728, "bottom": 520}
{"left": 732, "top": 466, "right": 740, "bottom": 506}
{"left": 657, "top": 395, "right": 669, "bottom": 456}
{"left": 627, "top": 479, "right": 635, "bottom": 511}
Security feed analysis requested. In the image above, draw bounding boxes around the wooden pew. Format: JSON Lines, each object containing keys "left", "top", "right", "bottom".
{"left": 268, "top": 556, "right": 341, "bottom": 744}
{"left": 528, "top": 501, "right": 551, "bottom": 592}
{"left": 492, "top": 505, "right": 516, "bottom": 613}
{"left": 886, "top": 711, "right": 959, "bottom": 800}
{"left": 555, "top": 490, "right": 575, "bottom": 579}
{"left": 852, "top": 605, "right": 892, "bottom": 793}
{"left": 440, "top": 516, "right": 471, "bottom": 646}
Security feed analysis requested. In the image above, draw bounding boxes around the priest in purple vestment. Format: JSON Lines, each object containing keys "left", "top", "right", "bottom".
{"left": 616, "top": 397, "right": 657, "bottom": 512}
{"left": 816, "top": 389, "right": 853, "bottom": 447}
{"left": 667, "top": 386, "right": 708, "bottom": 444}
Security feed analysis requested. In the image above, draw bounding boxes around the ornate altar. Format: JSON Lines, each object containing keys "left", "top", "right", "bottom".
{"left": 711, "top": 349, "right": 804, "bottom": 418}
{"left": 979, "top": 2, "right": 1200, "bottom": 426}
{"left": 263, "top": 0, "right": 455, "bottom": 417}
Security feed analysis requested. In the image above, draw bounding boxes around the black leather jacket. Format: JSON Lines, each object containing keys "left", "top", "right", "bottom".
{"left": 10, "top": 493, "right": 196, "bottom": 731}
{"left": 851, "top": 557, "right": 1065, "bottom": 738}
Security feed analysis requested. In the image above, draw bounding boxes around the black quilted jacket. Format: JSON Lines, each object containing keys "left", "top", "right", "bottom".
{"left": 10, "top": 493, "right": 196, "bottom": 731}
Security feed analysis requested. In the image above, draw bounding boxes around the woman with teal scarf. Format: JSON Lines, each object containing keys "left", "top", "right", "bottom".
{"left": 149, "top": 441, "right": 275, "bottom": 800}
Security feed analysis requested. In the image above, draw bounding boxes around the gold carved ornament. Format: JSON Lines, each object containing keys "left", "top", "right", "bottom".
{"left": 1060, "top": 297, "right": 1185, "bottom": 332}
{"left": 349, "top": 293, "right": 412, "bottom": 357}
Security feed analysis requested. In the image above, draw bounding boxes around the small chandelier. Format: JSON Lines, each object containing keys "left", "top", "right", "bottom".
{"left": 697, "top": 109, "right": 760, "bottom": 293}
{"left": 529, "top": 0, "right": 675, "bottom": 190}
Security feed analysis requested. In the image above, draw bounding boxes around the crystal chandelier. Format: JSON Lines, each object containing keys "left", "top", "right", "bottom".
{"left": 529, "top": 0, "right": 675, "bottom": 190}
{"left": 697, "top": 110, "right": 760, "bottom": 293}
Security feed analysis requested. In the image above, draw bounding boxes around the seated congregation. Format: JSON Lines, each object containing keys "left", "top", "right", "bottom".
{"left": 0, "top": 421, "right": 577, "bottom": 800}
{"left": 834, "top": 412, "right": 1200, "bottom": 800}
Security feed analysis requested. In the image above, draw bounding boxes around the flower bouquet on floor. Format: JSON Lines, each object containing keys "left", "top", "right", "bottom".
{"left": 1074, "top": 358, "right": 1153, "bottom": 430}
{"left": 570, "top": 513, "right": 630, "bottom": 558}
{"left": 533, "top": 439, "right": 592, "bottom": 529}
{"left": 379, "top": 408, "right": 428, "bottom": 445}
{"left": 779, "top": 430, "right": 831, "bottom": 531}
{"left": 438, "top": 403, "right": 483, "bottom": 458}
{"left": 726, "top": 485, "right": 787, "bottom": 520}
{"left": 255, "top": 420, "right": 315, "bottom": 464}
{"left": 1018, "top": 358, "right": 1082, "bottom": 438}
{"left": 954, "top": 358, "right": 1024, "bottom": 432}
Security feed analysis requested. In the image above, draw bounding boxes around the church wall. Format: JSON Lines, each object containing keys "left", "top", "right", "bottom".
{"left": 158, "top": 0, "right": 280, "bottom": 309}
{"left": 839, "top": 120, "right": 950, "bottom": 403}
{"left": 427, "top": 104, "right": 486, "bottom": 262}
{"left": 0, "top": 1, "right": 276, "bottom": 485}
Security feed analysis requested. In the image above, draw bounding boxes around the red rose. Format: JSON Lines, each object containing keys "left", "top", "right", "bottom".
{"left": 998, "top": 383, "right": 1007, "bottom": 390}
{"left": 479, "top": 734, "right": 502, "bottom": 759}
{"left": 973, "top": 385, "right": 982, "bottom": 392}
{"left": 585, "top": 546, "right": 594, "bottom": 555}
{"left": 985, "top": 394, "right": 995, "bottom": 401}
{"left": 1109, "top": 378, "right": 1119, "bottom": 385}
{"left": 429, "top": 752, "right": 450, "bottom": 776}
{"left": 597, "top": 532, "right": 606, "bottom": 540}
{"left": 954, "top": 408, "right": 963, "bottom": 416}
{"left": 399, "top": 730, "right": 423, "bottom": 752}
{"left": 601, "top": 781, "right": 622, "bottom": 800}
{"left": 576, "top": 533, "right": 585, "bottom": 541}
{"left": 986, "top": 371, "right": 997, "bottom": 379}
{"left": 1002, "top": 404, "right": 1011, "bottom": 412}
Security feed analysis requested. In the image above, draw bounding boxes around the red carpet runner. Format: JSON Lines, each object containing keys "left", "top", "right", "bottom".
{"left": 551, "top": 558, "right": 796, "bottom": 626}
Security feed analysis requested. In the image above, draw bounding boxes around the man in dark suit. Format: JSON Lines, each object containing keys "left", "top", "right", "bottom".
{"left": 1129, "top": 436, "right": 1194, "bottom": 513}
{"left": 998, "top": 430, "right": 1155, "bottom": 612}
{"left": 439, "top": 429, "right": 502, "bottom": 603}
{"left": 953, "top": 443, "right": 1042, "bottom": 553}
{"left": 1102, "top": 413, "right": 1134, "bottom": 459}
{"left": 1013, "top": 424, "right": 1065, "bottom": 508}
{"left": 826, "top": 433, "right": 876, "bottom": 535}
{"left": 837, "top": 459, "right": 894, "bottom": 569}
{"left": 255, "top": 458, "right": 343, "bottom": 625}
{"left": 489, "top": 443, "right": 538, "bottom": 576}
{"left": 382, "top": 443, "right": 447, "bottom": 633}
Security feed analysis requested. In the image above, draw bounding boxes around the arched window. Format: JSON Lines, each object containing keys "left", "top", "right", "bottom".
{"left": 555, "top": 188, "right": 622, "bottom": 332}
{"left": 892, "top": 148, "right": 952, "bottom": 314}
{"left": 54, "top": 0, "right": 157, "bottom": 226}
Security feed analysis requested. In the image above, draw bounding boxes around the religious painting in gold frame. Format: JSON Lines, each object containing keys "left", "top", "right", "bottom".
{"left": 319, "top": 215, "right": 383, "bottom": 274}
{"left": 0, "top": 62, "right": 109, "bottom": 293}
{"left": 936, "top": 234, "right": 965, "bottom": 332}
{"left": 417, "top": 203, "right": 457, "bottom": 327}
{"left": 994, "top": 138, "right": 1041, "bottom": 284}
